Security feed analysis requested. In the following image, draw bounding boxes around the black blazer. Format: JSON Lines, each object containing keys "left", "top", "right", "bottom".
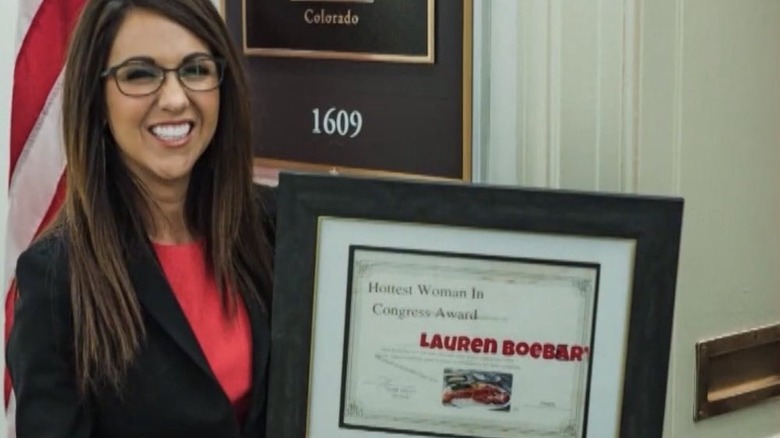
{"left": 6, "top": 188, "right": 276, "bottom": 438}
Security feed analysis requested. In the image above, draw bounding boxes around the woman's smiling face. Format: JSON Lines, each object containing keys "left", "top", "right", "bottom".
{"left": 104, "top": 7, "right": 220, "bottom": 194}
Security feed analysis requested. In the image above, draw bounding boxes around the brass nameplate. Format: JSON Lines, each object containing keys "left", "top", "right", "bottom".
{"left": 242, "top": 0, "right": 435, "bottom": 63}
{"left": 695, "top": 323, "right": 780, "bottom": 420}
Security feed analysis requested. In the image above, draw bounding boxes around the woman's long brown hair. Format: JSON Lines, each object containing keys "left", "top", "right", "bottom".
{"left": 58, "top": 0, "right": 272, "bottom": 395}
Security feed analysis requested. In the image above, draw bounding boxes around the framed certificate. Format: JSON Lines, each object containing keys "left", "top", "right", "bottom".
{"left": 267, "top": 172, "right": 684, "bottom": 437}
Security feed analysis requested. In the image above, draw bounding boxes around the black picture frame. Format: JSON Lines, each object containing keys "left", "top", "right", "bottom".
{"left": 267, "top": 171, "right": 684, "bottom": 437}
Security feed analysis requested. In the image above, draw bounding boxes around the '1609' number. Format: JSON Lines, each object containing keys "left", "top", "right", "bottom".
{"left": 312, "top": 108, "right": 363, "bottom": 138}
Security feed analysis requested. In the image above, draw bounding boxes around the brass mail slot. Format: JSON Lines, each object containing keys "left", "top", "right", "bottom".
{"left": 695, "top": 323, "right": 780, "bottom": 421}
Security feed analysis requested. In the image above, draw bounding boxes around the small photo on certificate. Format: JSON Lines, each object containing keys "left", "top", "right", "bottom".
{"left": 442, "top": 369, "right": 513, "bottom": 411}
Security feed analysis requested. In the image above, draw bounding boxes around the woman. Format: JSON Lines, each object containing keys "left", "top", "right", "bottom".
{"left": 6, "top": 0, "right": 275, "bottom": 436}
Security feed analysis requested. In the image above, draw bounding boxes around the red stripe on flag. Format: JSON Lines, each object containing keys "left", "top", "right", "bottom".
{"left": 3, "top": 279, "right": 17, "bottom": 409}
{"left": 4, "top": 174, "right": 67, "bottom": 407}
{"left": 9, "top": 0, "right": 85, "bottom": 181}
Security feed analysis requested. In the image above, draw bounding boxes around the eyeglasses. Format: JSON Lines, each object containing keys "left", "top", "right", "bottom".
{"left": 101, "top": 55, "right": 226, "bottom": 97}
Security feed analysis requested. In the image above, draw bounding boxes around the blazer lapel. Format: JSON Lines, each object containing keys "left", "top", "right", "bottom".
{"left": 241, "top": 293, "right": 271, "bottom": 437}
{"left": 126, "top": 244, "right": 215, "bottom": 380}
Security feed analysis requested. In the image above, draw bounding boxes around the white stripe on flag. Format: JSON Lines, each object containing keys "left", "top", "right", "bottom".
{"left": 6, "top": 394, "right": 15, "bottom": 438}
{"left": 14, "top": 0, "right": 46, "bottom": 58}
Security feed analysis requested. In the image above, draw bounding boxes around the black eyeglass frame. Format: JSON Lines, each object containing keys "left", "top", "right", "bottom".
{"left": 100, "top": 55, "right": 227, "bottom": 97}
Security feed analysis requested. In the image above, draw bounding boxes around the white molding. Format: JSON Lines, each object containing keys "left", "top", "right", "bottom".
{"left": 517, "top": 1, "right": 554, "bottom": 188}
{"left": 471, "top": 0, "right": 487, "bottom": 183}
{"left": 547, "top": 0, "right": 562, "bottom": 189}
{"left": 595, "top": 0, "right": 604, "bottom": 189}
{"left": 672, "top": 0, "right": 684, "bottom": 196}
{"left": 621, "top": 0, "right": 640, "bottom": 193}
{"left": 483, "top": 0, "right": 519, "bottom": 185}
{"left": 480, "top": 0, "right": 641, "bottom": 192}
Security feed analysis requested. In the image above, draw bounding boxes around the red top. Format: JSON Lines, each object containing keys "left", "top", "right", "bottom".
{"left": 153, "top": 241, "right": 253, "bottom": 422}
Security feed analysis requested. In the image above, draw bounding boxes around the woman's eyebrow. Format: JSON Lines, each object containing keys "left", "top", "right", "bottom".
{"left": 181, "top": 52, "right": 214, "bottom": 63}
{"left": 115, "top": 55, "right": 156, "bottom": 65}
{"left": 114, "top": 52, "right": 213, "bottom": 67}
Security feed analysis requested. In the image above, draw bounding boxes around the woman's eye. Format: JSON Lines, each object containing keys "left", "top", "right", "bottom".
{"left": 181, "top": 62, "right": 214, "bottom": 78}
{"left": 119, "top": 65, "right": 159, "bottom": 82}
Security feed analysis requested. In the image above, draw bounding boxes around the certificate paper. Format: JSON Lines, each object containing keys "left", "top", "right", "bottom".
{"left": 339, "top": 246, "right": 599, "bottom": 437}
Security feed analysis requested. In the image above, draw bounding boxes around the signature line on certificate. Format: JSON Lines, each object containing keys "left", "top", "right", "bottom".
{"left": 374, "top": 353, "right": 438, "bottom": 383}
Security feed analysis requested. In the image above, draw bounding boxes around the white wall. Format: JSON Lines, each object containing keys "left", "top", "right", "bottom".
{"left": 478, "top": 0, "right": 780, "bottom": 437}
{"left": 659, "top": 1, "right": 780, "bottom": 436}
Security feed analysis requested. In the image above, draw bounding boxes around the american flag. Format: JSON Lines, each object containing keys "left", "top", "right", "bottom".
{"left": 5, "top": 0, "right": 85, "bottom": 434}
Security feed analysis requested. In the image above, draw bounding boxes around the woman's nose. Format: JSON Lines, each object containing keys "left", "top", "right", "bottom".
{"left": 156, "top": 71, "right": 189, "bottom": 112}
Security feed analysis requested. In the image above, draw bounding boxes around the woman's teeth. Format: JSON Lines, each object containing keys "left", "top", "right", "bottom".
{"left": 151, "top": 123, "right": 191, "bottom": 141}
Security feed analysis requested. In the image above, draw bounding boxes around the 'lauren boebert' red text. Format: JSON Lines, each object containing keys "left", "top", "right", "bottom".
{"left": 419, "top": 332, "right": 590, "bottom": 362}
